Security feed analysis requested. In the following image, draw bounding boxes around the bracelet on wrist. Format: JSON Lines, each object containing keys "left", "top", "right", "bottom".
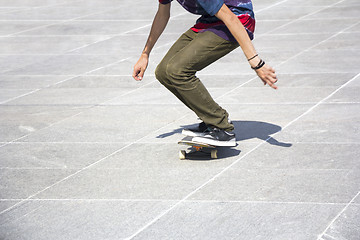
{"left": 251, "top": 59, "right": 265, "bottom": 70}
{"left": 247, "top": 54, "right": 258, "bottom": 61}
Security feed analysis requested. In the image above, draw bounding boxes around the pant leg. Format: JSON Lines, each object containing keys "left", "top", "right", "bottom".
{"left": 155, "top": 30, "right": 197, "bottom": 110}
{"left": 156, "top": 30, "right": 239, "bottom": 131}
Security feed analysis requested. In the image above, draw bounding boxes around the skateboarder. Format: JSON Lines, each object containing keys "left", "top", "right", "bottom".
{"left": 133, "top": 0, "right": 278, "bottom": 147}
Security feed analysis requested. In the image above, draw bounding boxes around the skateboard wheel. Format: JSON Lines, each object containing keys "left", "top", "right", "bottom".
{"left": 211, "top": 150, "right": 218, "bottom": 159}
{"left": 179, "top": 150, "right": 186, "bottom": 160}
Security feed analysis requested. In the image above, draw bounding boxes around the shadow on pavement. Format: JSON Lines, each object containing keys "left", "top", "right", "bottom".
{"left": 157, "top": 120, "right": 292, "bottom": 147}
{"left": 182, "top": 147, "right": 241, "bottom": 161}
{"left": 232, "top": 120, "right": 292, "bottom": 148}
{"left": 157, "top": 120, "right": 292, "bottom": 160}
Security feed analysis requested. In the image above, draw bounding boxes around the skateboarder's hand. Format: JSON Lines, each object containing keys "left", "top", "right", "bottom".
{"left": 133, "top": 53, "right": 149, "bottom": 81}
{"left": 255, "top": 63, "right": 278, "bottom": 89}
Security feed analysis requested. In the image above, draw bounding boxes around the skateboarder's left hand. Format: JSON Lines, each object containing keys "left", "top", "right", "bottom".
{"left": 255, "top": 63, "right": 278, "bottom": 89}
{"left": 133, "top": 53, "right": 149, "bottom": 81}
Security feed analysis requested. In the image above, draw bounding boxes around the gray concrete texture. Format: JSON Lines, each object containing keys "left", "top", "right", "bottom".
{"left": 0, "top": 0, "right": 359, "bottom": 239}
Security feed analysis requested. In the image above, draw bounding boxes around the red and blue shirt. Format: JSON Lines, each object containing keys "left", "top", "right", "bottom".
{"left": 159, "top": 0, "right": 255, "bottom": 41}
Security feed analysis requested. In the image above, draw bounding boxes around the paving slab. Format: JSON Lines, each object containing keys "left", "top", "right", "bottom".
{"left": 0, "top": 55, "right": 52, "bottom": 74}
{"left": 67, "top": 34, "right": 180, "bottom": 55}
{"left": 18, "top": 105, "right": 187, "bottom": 143}
{"left": 8, "top": 87, "right": 129, "bottom": 106}
{"left": 16, "top": 20, "right": 153, "bottom": 36}
{"left": 276, "top": 104, "right": 360, "bottom": 143}
{"left": 218, "top": 86, "right": 338, "bottom": 104}
{"left": 234, "top": 142, "right": 360, "bottom": 170}
{"left": 0, "top": 0, "right": 79, "bottom": 7}
{"left": 278, "top": 49, "right": 360, "bottom": 74}
{"left": 276, "top": 18, "right": 358, "bottom": 35}
{"left": 188, "top": 168, "right": 360, "bottom": 203}
{"left": 78, "top": 4, "right": 158, "bottom": 21}
{"left": 132, "top": 201, "right": 345, "bottom": 240}
{"left": 52, "top": 75, "right": 147, "bottom": 89}
{"left": 0, "top": 105, "right": 84, "bottom": 142}
{"left": 0, "top": 142, "right": 126, "bottom": 169}
{"left": 255, "top": 6, "right": 325, "bottom": 20}
{"left": 321, "top": 204, "right": 360, "bottom": 240}
{"left": 316, "top": 32, "right": 360, "bottom": 51}
{"left": 0, "top": 169, "right": 76, "bottom": 199}
{"left": 244, "top": 73, "right": 356, "bottom": 87}
{"left": 85, "top": 57, "right": 157, "bottom": 76}
{"left": 0, "top": 6, "right": 116, "bottom": 21}
{"left": 0, "top": 200, "right": 174, "bottom": 240}
{"left": 3, "top": 54, "right": 123, "bottom": 75}
{"left": 0, "top": 21, "right": 59, "bottom": 36}
{"left": 0, "top": 35, "right": 109, "bottom": 54}
{"left": 31, "top": 167, "right": 222, "bottom": 200}
{"left": 0, "top": 75, "right": 72, "bottom": 89}
{"left": 0, "top": 89, "right": 34, "bottom": 103}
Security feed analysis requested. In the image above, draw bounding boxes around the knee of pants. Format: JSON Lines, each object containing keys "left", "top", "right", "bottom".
{"left": 155, "top": 62, "right": 169, "bottom": 85}
{"left": 166, "top": 61, "right": 197, "bottom": 88}
{"left": 156, "top": 60, "right": 196, "bottom": 88}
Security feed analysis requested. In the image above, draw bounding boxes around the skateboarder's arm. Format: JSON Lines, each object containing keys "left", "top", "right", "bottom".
{"left": 133, "top": 3, "right": 171, "bottom": 81}
{"left": 215, "top": 4, "right": 278, "bottom": 89}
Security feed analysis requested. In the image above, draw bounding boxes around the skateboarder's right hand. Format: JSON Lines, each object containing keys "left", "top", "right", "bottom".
{"left": 133, "top": 53, "right": 149, "bottom": 81}
{"left": 133, "top": 3, "right": 170, "bottom": 81}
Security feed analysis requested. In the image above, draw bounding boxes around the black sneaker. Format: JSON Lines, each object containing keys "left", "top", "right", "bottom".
{"left": 181, "top": 122, "right": 211, "bottom": 137}
{"left": 193, "top": 127, "right": 236, "bottom": 147}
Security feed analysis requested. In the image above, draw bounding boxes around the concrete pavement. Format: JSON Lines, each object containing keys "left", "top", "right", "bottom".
{"left": 0, "top": 0, "right": 359, "bottom": 239}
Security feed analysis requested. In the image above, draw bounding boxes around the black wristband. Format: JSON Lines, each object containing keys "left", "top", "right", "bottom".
{"left": 251, "top": 59, "right": 265, "bottom": 70}
{"left": 247, "top": 54, "right": 258, "bottom": 61}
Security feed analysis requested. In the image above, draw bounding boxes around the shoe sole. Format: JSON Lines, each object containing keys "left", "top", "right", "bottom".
{"left": 192, "top": 136, "right": 236, "bottom": 147}
{"left": 181, "top": 129, "right": 207, "bottom": 137}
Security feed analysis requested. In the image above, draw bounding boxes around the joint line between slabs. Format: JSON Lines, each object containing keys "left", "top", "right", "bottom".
{"left": 254, "top": 0, "right": 290, "bottom": 13}
{"left": 0, "top": 88, "right": 40, "bottom": 104}
{"left": 317, "top": 190, "right": 360, "bottom": 240}
{"left": 0, "top": 198, "right": 350, "bottom": 206}
{"left": 322, "top": 233, "right": 338, "bottom": 240}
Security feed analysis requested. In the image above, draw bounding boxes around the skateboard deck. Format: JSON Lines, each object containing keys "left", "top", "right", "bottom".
{"left": 178, "top": 136, "right": 218, "bottom": 160}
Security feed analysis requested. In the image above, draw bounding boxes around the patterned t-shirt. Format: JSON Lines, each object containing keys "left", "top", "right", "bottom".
{"left": 159, "top": 0, "right": 255, "bottom": 41}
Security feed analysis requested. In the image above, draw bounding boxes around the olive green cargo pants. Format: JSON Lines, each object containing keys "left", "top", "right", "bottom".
{"left": 155, "top": 29, "right": 239, "bottom": 131}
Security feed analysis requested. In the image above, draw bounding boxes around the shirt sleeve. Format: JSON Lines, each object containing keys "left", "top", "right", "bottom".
{"left": 159, "top": 0, "right": 173, "bottom": 4}
{"left": 197, "top": 0, "right": 224, "bottom": 16}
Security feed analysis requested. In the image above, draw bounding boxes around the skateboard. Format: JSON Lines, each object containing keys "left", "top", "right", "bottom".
{"left": 178, "top": 136, "right": 218, "bottom": 160}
